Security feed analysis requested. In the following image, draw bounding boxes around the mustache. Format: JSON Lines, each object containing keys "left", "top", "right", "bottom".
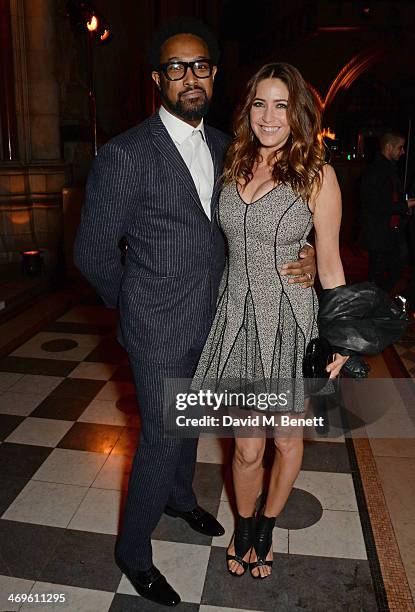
{"left": 178, "top": 87, "right": 206, "bottom": 97}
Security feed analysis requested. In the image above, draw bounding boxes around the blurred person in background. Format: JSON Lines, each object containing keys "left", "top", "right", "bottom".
{"left": 359, "top": 131, "right": 415, "bottom": 292}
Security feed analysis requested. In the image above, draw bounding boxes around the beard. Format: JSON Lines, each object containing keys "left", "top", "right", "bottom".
{"left": 161, "top": 87, "right": 210, "bottom": 121}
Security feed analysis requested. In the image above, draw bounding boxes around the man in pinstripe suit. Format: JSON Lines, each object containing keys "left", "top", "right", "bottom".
{"left": 74, "top": 18, "right": 316, "bottom": 607}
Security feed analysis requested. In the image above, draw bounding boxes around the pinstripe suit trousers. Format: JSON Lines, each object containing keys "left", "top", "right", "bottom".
{"left": 115, "top": 359, "right": 199, "bottom": 569}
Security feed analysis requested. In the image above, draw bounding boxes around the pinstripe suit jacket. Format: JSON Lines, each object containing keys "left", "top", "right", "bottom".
{"left": 74, "top": 112, "right": 230, "bottom": 364}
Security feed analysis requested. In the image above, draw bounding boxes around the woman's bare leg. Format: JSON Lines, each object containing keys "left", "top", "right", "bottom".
{"left": 250, "top": 425, "right": 304, "bottom": 578}
{"left": 227, "top": 436, "right": 265, "bottom": 575}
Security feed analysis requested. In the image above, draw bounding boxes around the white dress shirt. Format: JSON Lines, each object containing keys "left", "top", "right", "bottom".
{"left": 159, "top": 105, "right": 214, "bottom": 220}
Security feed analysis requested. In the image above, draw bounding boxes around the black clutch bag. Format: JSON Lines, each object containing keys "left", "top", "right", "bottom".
{"left": 302, "top": 337, "right": 333, "bottom": 394}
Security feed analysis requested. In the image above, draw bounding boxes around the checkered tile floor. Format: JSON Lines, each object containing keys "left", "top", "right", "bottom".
{"left": 0, "top": 296, "right": 381, "bottom": 611}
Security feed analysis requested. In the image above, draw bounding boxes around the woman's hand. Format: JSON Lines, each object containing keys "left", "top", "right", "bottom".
{"left": 326, "top": 353, "right": 349, "bottom": 379}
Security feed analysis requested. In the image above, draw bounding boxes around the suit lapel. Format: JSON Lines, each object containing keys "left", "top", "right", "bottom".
{"left": 204, "top": 127, "right": 223, "bottom": 219}
{"left": 149, "top": 113, "right": 206, "bottom": 216}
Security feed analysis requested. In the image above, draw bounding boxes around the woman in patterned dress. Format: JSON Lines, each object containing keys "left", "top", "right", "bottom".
{"left": 192, "top": 63, "right": 348, "bottom": 579}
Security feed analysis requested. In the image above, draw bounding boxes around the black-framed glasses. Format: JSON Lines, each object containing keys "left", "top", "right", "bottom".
{"left": 158, "top": 60, "right": 213, "bottom": 81}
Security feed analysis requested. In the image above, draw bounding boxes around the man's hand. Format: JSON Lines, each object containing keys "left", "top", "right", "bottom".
{"left": 280, "top": 244, "right": 316, "bottom": 288}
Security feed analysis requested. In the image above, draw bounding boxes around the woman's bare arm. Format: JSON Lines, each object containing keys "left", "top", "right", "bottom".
{"left": 311, "top": 164, "right": 346, "bottom": 289}
{"left": 311, "top": 165, "right": 348, "bottom": 377}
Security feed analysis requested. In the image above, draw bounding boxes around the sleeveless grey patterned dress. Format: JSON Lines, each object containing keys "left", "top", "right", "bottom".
{"left": 192, "top": 182, "right": 319, "bottom": 412}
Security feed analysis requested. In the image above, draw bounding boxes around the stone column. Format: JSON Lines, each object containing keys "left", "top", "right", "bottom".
{"left": 0, "top": 0, "right": 19, "bottom": 161}
{"left": 23, "top": 0, "right": 61, "bottom": 161}
{"left": 0, "top": 0, "right": 65, "bottom": 279}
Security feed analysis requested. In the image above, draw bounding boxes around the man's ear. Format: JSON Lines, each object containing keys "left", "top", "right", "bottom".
{"left": 151, "top": 71, "right": 161, "bottom": 90}
{"left": 212, "top": 66, "right": 218, "bottom": 81}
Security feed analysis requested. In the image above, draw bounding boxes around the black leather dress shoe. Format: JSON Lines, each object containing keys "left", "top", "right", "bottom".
{"left": 165, "top": 504, "right": 225, "bottom": 537}
{"left": 115, "top": 554, "right": 180, "bottom": 607}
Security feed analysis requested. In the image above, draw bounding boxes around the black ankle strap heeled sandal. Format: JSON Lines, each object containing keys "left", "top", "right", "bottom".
{"left": 226, "top": 515, "right": 255, "bottom": 577}
{"left": 249, "top": 515, "right": 276, "bottom": 579}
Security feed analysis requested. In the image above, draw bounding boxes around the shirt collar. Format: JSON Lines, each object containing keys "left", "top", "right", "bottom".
{"left": 159, "top": 105, "right": 205, "bottom": 144}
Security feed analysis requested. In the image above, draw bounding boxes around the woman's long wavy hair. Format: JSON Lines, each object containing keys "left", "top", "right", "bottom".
{"left": 223, "top": 62, "right": 325, "bottom": 202}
